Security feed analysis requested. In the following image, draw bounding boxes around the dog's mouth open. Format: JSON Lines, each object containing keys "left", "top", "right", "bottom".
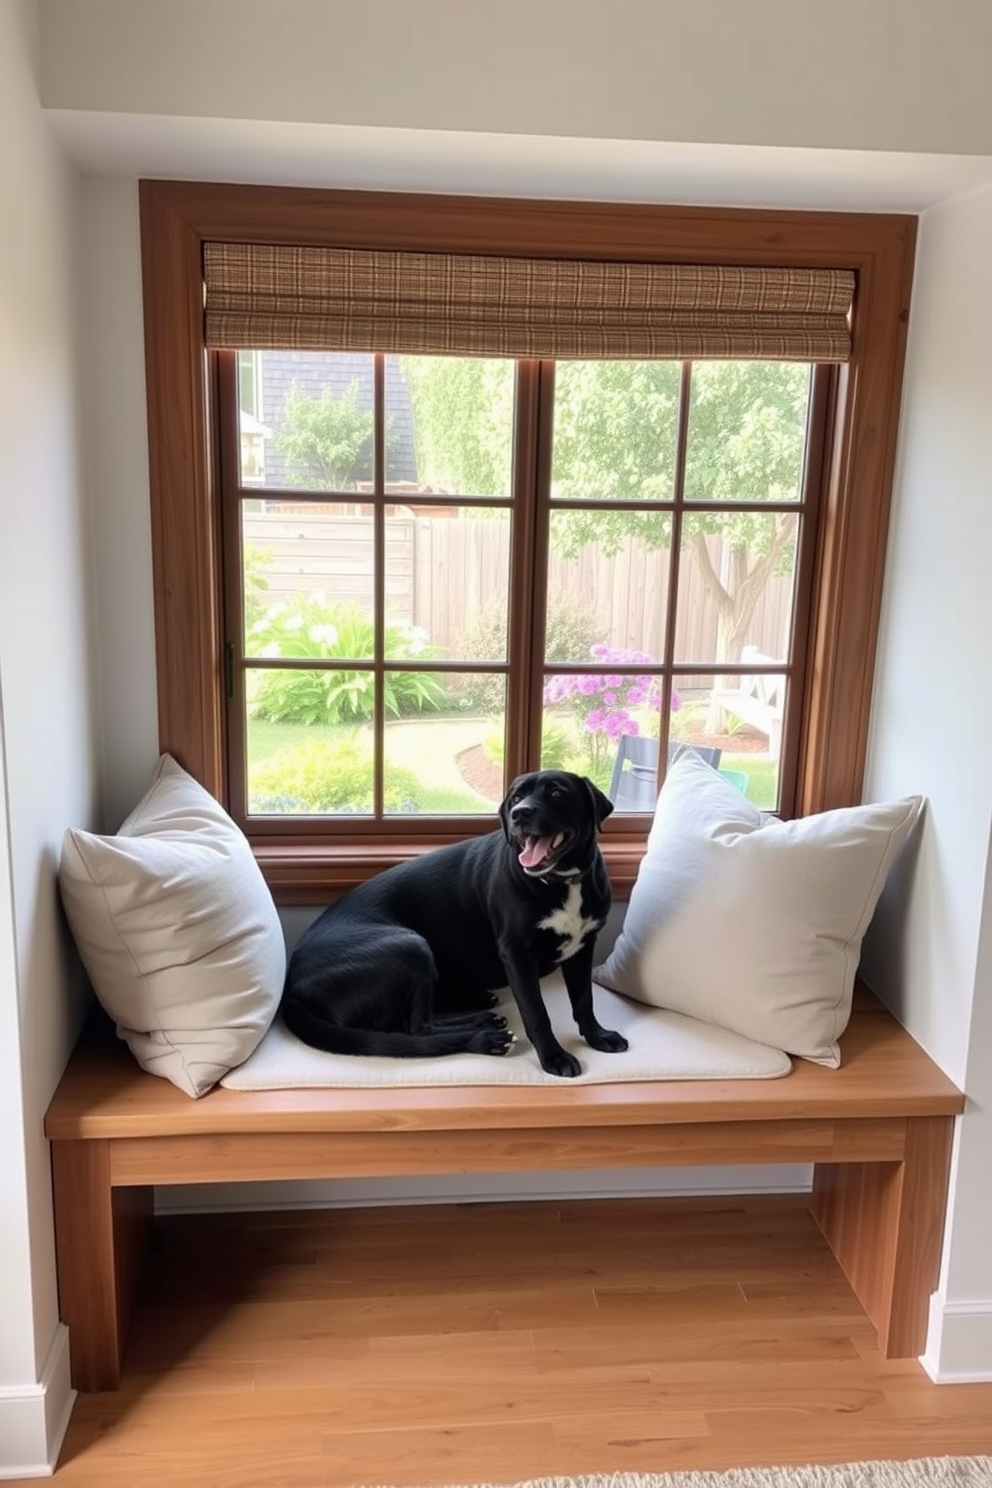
{"left": 515, "top": 828, "right": 575, "bottom": 875}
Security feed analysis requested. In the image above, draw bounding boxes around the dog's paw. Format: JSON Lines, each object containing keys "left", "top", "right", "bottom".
{"left": 586, "top": 1027, "right": 629, "bottom": 1054}
{"left": 540, "top": 1047, "right": 583, "bottom": 1079}
{"left": 470, "top": 1026, "right": 516, "bottom": 1057}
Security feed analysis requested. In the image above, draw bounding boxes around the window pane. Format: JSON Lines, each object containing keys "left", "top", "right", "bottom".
{"left": 238, "top": 350, "right": 376, "bottom": 492}
{"left": 670, "top": 680, "right": 783, "bottom": 810}
{"left": 541, "top": 669, "right": 669, "bottom": 798}
{"left": 394, "top": 508, "right": 511, "bottom": 664}
{"left": 551, "top": 360, "right": 680, "bottom": 502}
{"left": 396, "top": 355, "right": 515, "bottom": 499}
{"left": 243, "top": 505, "right": 377, "bottom": 657}
{"left": 383, "top": 672, "right": 506, "bottom": 816}
{"left": 246, "top": 701, "right": 375, "bottom": 816}
{"left": 673, "top": 511, "right": 799, "bottom": 665}
{"left": 547, "top": 511, "right": 672, "bottom": 659}
{"left": 684, "top": 361, "right": 811, "bottom": 503}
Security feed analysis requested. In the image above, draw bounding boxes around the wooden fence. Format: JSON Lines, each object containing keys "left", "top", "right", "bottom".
{"left": 243, "top": 510, "right": 792, "bottom": 669}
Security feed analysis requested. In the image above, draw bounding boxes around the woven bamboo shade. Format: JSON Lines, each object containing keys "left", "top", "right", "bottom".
{"left": 203, "top": 242, "right": 853, "bottom": 362}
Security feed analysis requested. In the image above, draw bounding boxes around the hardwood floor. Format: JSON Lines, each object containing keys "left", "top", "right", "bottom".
{"left": 30, "top": 1195, "right": 992, "bottom": 1487}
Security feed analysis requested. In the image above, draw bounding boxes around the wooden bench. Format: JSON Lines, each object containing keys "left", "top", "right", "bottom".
{"left": 44, "top": 990, "right": 964, "bottom": 1393}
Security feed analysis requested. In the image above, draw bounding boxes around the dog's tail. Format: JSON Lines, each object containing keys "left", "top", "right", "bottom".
{"left": 281, "top": 1001, "right": 510, "bottom": 1059}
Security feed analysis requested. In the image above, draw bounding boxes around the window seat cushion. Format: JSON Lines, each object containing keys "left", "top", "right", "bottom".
{"left": 221, "top": 974, "right": 791, "bottom": 1090}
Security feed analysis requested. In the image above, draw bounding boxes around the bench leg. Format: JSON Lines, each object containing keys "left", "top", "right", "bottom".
{"left": 50, "top": 1140, "right": 153, "bottom": 1391}
{"left": 810, "top": 1115, "right": 954, "bottom": 1358}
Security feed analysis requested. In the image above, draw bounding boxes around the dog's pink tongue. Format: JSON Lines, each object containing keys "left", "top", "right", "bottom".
{"left": 519, "top": 834, "right": 553, "bottom": 869}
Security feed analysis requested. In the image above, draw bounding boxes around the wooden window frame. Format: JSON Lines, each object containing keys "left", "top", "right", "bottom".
{"left": 138, "top": 179, "right": 916, "bottom": 904}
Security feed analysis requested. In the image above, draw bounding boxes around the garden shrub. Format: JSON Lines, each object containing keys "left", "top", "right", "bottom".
{"left": 459, "top": 588, "right": 601, "bottom": 713}
{"left": 250, "top": 738, "right": 422, "bottom": 814}
{"left": 248, "top": 595, "right": 445, "bottom": 725}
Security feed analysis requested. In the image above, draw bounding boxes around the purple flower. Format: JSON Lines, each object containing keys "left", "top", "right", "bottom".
{"left": 603, "top": 709, "right": 639, "bottom": 740}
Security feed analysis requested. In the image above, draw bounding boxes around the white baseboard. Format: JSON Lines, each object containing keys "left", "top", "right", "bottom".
{"left": 921, "top": 1293, "right": 992, "bottom": 1382}
{"left": 0, "top": 1325, "right": 75, "bottom": 1480}
{"left": 155, "top": 1164, "right": 813, "bottom": 1215}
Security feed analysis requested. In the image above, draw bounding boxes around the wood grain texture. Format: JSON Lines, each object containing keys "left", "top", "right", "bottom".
{"left": 43, "top": 1000, "right": 964, "bottom": 1392}
{"left": 50, "top": 1141, "right": 153, "bottom": 1391}
{"left": 811, "top": 1114, "right": 955, "bottom": 1357}
{"left": 44, "top": 1001, "right": 964, "bottom": 1144}
{"left": 105, "top": 1118, "right": 912, "bottom": 1188}
{"left": 23, "top": 1197, "right": 992, "bottom": 1488}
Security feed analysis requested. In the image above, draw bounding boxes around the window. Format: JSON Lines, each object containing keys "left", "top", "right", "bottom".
{"left": 139, "top": 182, "right": 916, "bottom": 900}
{"left": 222, "top": 348, "right": 823, "bottom": 826}
{"left": 236, "top": 350, "right": 267, "bottom": 484}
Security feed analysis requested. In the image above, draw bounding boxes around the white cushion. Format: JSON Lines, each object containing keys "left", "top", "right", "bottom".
{"left": 593, "top": 749, "right": 923, "bottom": 1066}
{"left": 222, "top": 974, "right": 791, "bottom": 1089}
{"left": 59, "top": 754, "right": 285, "bottom": 1097}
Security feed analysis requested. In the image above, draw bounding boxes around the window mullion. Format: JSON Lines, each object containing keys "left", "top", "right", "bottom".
{"left": 505, "top": 359, "right": 547, "bottom": 780}
{"left": 656, "top": 361, "right": 693, "bottom": 794}
{"left": 216, "top": 348, "right": 245, "bottom": 820}
{"left": 372, "top": 353, "right": 386, "bottom": 819}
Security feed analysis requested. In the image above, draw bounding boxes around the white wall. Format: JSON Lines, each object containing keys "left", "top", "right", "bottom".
{"left": 863, "top": 180, "right": 992, "bottom": 1380}
{"left": 77, "top": 177, "right": 159, "bottom": 829}
{"left": 0, "top": 0, "right": 97, "bottom": 1472}
{"left": 37, "top": 0, "right": 992, "bottom": 157}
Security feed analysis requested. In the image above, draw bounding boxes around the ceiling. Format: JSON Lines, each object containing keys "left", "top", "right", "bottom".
{"left": 47, "top": 112, "right": 992, "bottom": 215}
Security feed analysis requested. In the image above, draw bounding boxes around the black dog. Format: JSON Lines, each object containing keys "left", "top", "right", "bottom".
{"left": 280, "top": 769, "right": 628, "bottom": 1078}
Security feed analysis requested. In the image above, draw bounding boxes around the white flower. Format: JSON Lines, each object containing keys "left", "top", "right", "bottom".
{"left": 309, "top": 624, "right": 339, "bottom": 647}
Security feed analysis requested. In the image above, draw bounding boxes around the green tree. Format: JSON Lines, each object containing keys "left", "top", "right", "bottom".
{"left": 549, "top": 359, "right": 809, "bottom": 667}
{"left": 274, "top": 381, "right": 374, "bottom": 490}
{"left": 402, "top": 357, "right": 514, "bottom": 494}
{"left": 404, "top": 358, "right": 810, "bottom": 667}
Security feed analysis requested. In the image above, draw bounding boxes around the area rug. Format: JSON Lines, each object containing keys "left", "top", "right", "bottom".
{"left": 382, "top": 1465, "right": 991, "bottom": 1488}
{"left": 222, "top": 975, "right": 792, "bottom": 1090}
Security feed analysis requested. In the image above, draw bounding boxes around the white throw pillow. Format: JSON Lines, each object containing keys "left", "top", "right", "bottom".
{"left": 59, "top": 754, "right": 286, "bottom": 1097}
{"left": 593, "top": 749, "right": 923, "bottom": 1066}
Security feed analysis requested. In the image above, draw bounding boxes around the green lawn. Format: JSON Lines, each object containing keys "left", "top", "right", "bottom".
{"left": 721, "top": 754, "right": 778, "bottom": 809}
{"left": 245, "top": 717, "right": 782, "bottom": 816}
{"left": 246, "top": 716, "right": 497, "bottom": 814}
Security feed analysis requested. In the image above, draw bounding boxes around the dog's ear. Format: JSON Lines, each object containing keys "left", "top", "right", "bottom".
{"left": 584, "top": 777, "right": 614, "bottom": 826}
{"left": 498, "top": 775, "right": 522, "bottom": 840}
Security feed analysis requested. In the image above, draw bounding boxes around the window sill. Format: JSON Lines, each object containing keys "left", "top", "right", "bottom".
{"left": 253, "top": 833, "right": 649, "bottom": 906}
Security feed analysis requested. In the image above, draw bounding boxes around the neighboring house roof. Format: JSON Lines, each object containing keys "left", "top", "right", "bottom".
{"left": 240, "top": 410, "right": 272, "bottom": 437}
{"left": 258, "top": 349, "right": 418, "bottom": 488}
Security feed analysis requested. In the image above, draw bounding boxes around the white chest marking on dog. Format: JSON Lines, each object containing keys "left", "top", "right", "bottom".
{"left": 539, "top": 880, "right": 600, "bottom": 963}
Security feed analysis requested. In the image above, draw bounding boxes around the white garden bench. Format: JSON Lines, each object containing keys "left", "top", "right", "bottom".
{"left": 712, "top": 645, "right": 785, "bottom": 760}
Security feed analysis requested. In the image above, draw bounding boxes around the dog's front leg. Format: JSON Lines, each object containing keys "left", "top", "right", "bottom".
{"left": 561, "top": 940, "right": 629, "bottom": 1055}
{"left": 499, "top": 947, "right": 581, "bottom": 1078}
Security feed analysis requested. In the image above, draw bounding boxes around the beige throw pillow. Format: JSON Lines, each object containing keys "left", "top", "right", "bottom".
{"left": 593, "top": 749, "right": 923, "bottom": 1066}
{"left": 59, "top": 754, "right": 285, "bottom": 1097}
